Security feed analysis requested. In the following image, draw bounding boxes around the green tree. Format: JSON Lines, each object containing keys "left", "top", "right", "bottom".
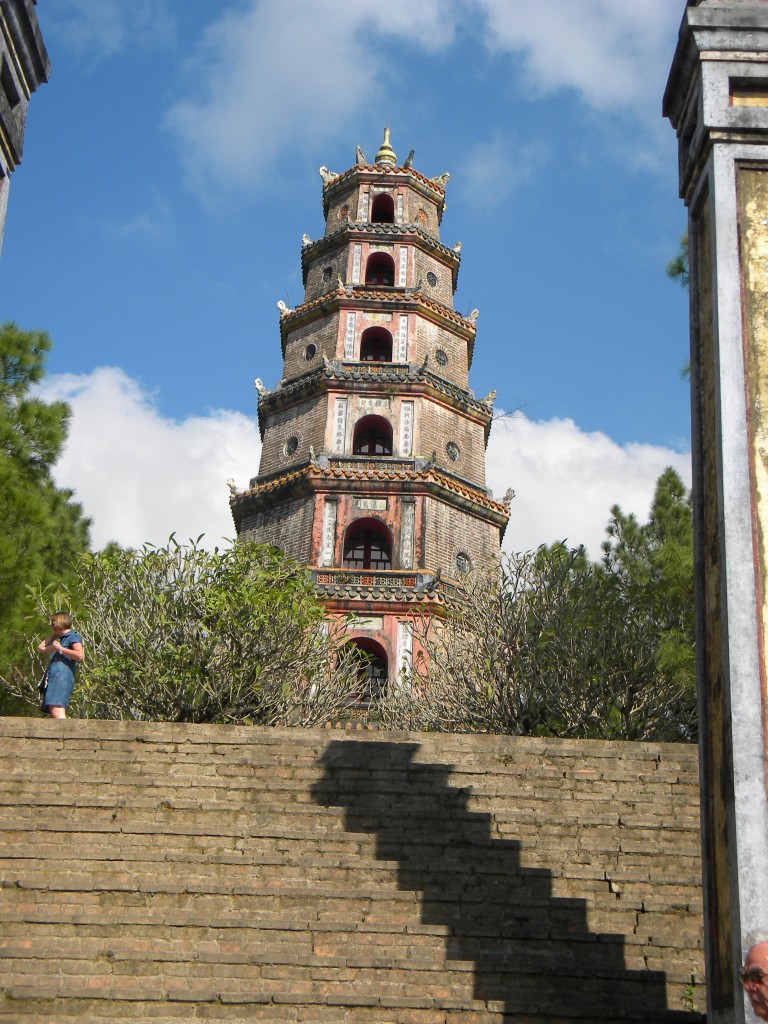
{"left": 601, "top": 466, "right": 696, "bottom": 704}
{"left": 0, "top": 322, "right": 90, "bottom": 709}
{"left": 380, "top": 468, "right": 696, "bottom": 741}
{"left": 667, "top": 230, "right": 691, "bottom": 379}
{"left": 666, "top": 230, "right": 689, "bottom": 289}
{"left": 9, "top": 537, "right": 361, "bottom": 724}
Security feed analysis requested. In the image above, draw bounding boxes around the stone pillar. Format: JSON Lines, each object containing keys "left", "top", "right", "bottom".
{"left": 665, "top": 5, "right": 768, "bottom": 1021}
{"left": 0, "top": 0, "right": 50, "bottom": 255}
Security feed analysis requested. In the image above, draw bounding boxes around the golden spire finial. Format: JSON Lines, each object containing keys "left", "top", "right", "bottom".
{"left": 374, "top": 127, "right": 397, "bottom": 167}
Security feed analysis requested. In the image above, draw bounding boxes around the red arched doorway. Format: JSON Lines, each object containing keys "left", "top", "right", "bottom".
{"left": 349, "top": 638, "right": 388, "bottom": 702}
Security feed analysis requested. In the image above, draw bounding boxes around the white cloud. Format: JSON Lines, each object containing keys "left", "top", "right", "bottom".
{"left": 161, "top": 0, "right": 679, "bottom": 198}
{"left": 39, "top": 368, "right": 689, "bottom": 563}
{"left": 38, "top": 368, "right": 261, "bottom": 551}
{"left": 486, "top": 411, "right": 691, "bottom": 558}
{"left": 44, "top": 0, "right": 176, "bottom": 61}
{"left": 473, "top": 0, "right": 677, "bottom": 114}
{"left": 460, "top": 133, "right": 549, "bottom": 208}
{"left": 94, "top": 190, "right": 173, "bottom": 243}
{"left": 164, "top": 0, "right": 458, "bottom": 196}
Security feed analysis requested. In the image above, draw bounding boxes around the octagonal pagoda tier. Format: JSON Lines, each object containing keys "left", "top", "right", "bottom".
{"left": 232, "top": 130, "right": 511, "bottom": 689}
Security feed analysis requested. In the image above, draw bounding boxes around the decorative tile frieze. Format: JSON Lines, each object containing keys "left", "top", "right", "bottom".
{"left": 316, "top": 570, "right": 418, "bottom": 587}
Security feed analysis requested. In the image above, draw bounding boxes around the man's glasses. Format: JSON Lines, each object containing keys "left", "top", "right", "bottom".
{"left": 739, "top": 967, "right": 768, "bottom": 988}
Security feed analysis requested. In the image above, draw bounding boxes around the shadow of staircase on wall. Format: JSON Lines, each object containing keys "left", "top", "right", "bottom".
{"left": 312, "top": 738, "right": 705, "bottom": 1023}
{"left": 0, "top": 719, "right": 704, "bottom": 1023}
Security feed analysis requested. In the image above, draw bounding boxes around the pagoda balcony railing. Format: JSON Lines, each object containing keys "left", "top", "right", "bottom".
{"left": 338, "top": 360, "right": 411, "bottom": 372}
{"left": 311, "top": 568, "right": 429, "bottom": 589}
{"left": 309, "top": 567, "right": 463, "bottom": 604}
{"left": 327, "top": 455, "right": 415, "bottom": 472}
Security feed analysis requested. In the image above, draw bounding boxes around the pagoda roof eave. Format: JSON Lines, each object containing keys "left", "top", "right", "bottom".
{"left": 301, "top": 222, "right": 460, "bottom": 290}
{"left": 230, "top": 460, "right": 511, "bottom": 529}
{"left": 256, "top": 362, "right": 494, "bottom": 435}
{"left": 320, "top": 164, "right": 447, "bottom": 219}
{"left": 279, "top": 285, "right": 477, "bottom": 363}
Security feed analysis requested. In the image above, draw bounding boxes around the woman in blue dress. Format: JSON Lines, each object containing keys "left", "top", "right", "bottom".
{"left": 38, "top": 611, "right": 84, "bottom": 718}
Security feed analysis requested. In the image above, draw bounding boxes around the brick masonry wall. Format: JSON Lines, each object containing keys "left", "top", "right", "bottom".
{"left": 324, "top": 182, "right": 360, "bottom": 231}
{"left": 403, "top": 188, "right": 442, "bottom": 239}
{"left": 0, "top": 718, "right": 705, "bottom": 1023}
{"left": 417, "top": 401, "right": 487, "bottom": 487}
{"left": 412, "top": 248, "right": 455, "bottom": 308}
{"left": 258, "top": 397, "right": 329, "bottom": 477}
{"left": 413, "top": 317, "right": 470, "bottom": 390}
{"left": 237, "top": 494, "right": 315, "bottom": 561}
{"left": 282, "top": 315, "right": 340, "bottom": 381}
{"left": 304, "top": 249, "right": 347, "bottom": 304}
{"left": 424, "top": 495, "right": 502, "bottom": 575}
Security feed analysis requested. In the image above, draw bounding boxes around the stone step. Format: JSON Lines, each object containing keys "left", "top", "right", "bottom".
{"left": 0, "top": 918, "right": 701, "bottom": 970}
{"left": 0, "top": 736, "right": 699, "bottom": 770}
{"left": 0, "top": 807, "right": 701, "bottom": 859}
{"left": 0, "top": 840, "right": 685, "bottom": 883}
{"left": 0, "top": 773, "right": 700, "bottom": 808}
{"left": 0, "top": 993, "right": 513, "bottom": 1024}
{"left": 0, "top": 987, "right": 703, "bottom": 1024}
{"left": 0, "top": 857, "right": 692, "bottom": 900}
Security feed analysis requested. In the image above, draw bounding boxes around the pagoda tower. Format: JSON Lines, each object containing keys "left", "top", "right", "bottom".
{"left": 231, "top": 131, "right": 510, "bottom": 692}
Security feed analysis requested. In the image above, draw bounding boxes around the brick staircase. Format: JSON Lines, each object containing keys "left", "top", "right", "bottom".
{"left": 0, "top": 718, "right": 705, "bottom": 1023}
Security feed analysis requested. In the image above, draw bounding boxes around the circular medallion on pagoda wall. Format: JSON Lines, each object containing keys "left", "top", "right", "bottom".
{"left": 304, "top": 343, "right": 317, "bottom": 361}
{"left": 426, "top": 271, "right": 438, "bottom": 288}
{"left": 322, "top": 266, "right": 333, "bottom": 282}
{"left": 435, "top": 348, "right": 448, "bottom": 367}
{"left": 446, "top": 441, "right": 460, "bottom": 462}
{"left": 455, "top": 552, "right": 472, "bottom": 575}
{"left": 338, "top": 205, "right": 349, "bottom": 220}
{"left": 283, "top": 435, "right": 300, "bottom": 458}
{"left": 417, "top": 209, "right": 427, "bottom": 224}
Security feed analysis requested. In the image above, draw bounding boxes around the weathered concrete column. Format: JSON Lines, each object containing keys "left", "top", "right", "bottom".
{"left": 665, "top": 4, "right": 768, "bottom": 1021}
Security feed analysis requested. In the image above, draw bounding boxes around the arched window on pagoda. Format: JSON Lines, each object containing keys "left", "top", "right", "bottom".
{"left": 353, "top": 415, "right": 393, "bottom": 456}
{"left": 370, "top": 193, "right": 395, "bottom": 224}
{"left": 343, "top": 519, "right": 392, "bottom": 570}
{"left": 348, "top": 638, "right": 388, "bottom": 703}
{"left": 360, "top": 326, "right": 393, "bottom": 362}
{"left": 365, "top": 252, "right": 395, "bottom": 286}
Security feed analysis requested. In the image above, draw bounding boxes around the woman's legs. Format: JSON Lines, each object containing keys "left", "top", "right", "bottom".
{"left": 47, "top": 705, "right": 66, "bottom": 719}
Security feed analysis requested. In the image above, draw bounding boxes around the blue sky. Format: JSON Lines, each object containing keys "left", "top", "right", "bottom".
{"left": 1, "top": 0, "right": 692, "bottom": 555}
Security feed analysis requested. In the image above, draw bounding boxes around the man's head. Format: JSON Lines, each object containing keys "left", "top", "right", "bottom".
{"left": 741, "top": 932, "right": 768, "bottom": 1020}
